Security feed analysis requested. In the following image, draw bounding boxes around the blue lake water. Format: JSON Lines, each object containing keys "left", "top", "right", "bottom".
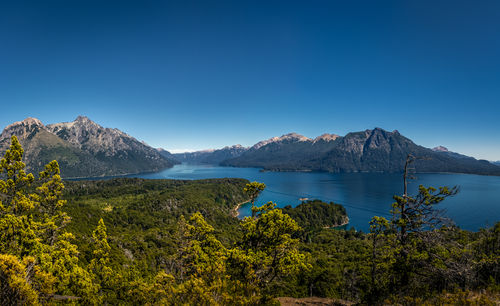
{"left": 131, "top": 164, "right": 500, "bottom": 232}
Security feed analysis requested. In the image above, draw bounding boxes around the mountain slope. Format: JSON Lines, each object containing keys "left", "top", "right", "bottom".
{"left": 219, "top": 132, "right": 340, "bottom": 170}
{"left": 0, "top": 118, "right": 105, "bottom": 178}
{"left": 173, "top": 145, "right": 248, "bottom": 164}
{"left": 0, "top": 117, "right": 177, "bottom": 178}
{"left": 156, "top": 147, "right": 178, "bottom": 161}
{"left": 221, "top": 128, "right": 500, "bottom": 175}
{"left": 46, "top": 116, "right": 178, "bottom": 175}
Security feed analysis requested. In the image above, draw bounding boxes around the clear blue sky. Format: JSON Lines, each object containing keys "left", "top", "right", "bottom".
{"left": 1, "top": 0, "right": 499, "bottom": 160}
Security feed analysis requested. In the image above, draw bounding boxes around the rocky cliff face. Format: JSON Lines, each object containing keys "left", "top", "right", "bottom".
{"left": 0, "top": 117, "right": 45, "bottom": 140}
{"left": 46, "top": 116, "right": 168, "bottom": 163}
{"left": 0, "top": 116, "right": 177, "bottom": 178}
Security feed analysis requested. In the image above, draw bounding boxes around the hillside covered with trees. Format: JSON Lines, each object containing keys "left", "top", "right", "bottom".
{"left": 219, "top": 128, "right": 500, "bottom": 176}
{"left": 0, "top": 136, "right": 499, "bottom": 305}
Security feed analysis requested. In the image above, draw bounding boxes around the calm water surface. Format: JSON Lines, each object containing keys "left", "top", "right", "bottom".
{"left": 132, "top": 164, "right": 500, "bottom": 232}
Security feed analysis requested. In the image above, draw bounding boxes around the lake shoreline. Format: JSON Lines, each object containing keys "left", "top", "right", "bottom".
{"left": 233, "top": 202, "right": 350, "bottom": 230}
{"left": 119, "top": 163, "right": 500, "bottom": 232}
{"left": 63, "top": 166, "right": 175, "bottom": 180}
{"left": 231, "top": 200, "right": 250, "bottom": 218}
{"left": 324, "top": 216, "right": 350, "bottom": 229}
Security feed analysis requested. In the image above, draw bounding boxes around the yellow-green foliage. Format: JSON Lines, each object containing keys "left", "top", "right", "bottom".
{"left": 229, "top": 201, "right": 311, "bottom": 300}
{"left": 122, "top": 201, "right": 310, "bottom": 305}
{"left": 244, "top": 181, "right": 266, "bottom": 217}
{"left": 0, "top": 136, "right": 98, "bottom": 304}
{"left": 0, "top": 254, "right": 56, "bottom": 305}
{"left": 243, "top": 181, "right": 266, "bottom": 204}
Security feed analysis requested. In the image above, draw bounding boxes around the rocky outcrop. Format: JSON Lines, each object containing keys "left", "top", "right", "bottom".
{"left": 251, "top": 133, "right": 311, "bottom": 150}
{"left": 0, "top": 117, "right": 45, "bottom": 140}
{"left": 46, "top": 116, "right": 173, "bottom": 167}
{"left": 0, "top": 116, "right": 177, "bottom": 178}
{"left": 433, "top": 146, "right": 449, "bottom": 152}
{"left": 313, "top": 133, "right": 340, "bottom": 143}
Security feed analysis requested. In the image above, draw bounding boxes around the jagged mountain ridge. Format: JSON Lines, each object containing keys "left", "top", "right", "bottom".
{"left": 171, "top": 133, "right": 342, "bottom": 165}
{"left": 173, "top": 145, "right": 248, "bottom": 165}
{"left": 0, "top": 116, "right": 177, "bottom": 178}
{"left": 432, "top": 145, "right": 472, "bottom": 160}
{"left": 176, "top": 128, "right": 500, "bottom": 175}
{"left": 306, "top": 128, "right": 499, "bottom": 174}
{"left": 0, "top": 118, "right": 106, "bottom": 178}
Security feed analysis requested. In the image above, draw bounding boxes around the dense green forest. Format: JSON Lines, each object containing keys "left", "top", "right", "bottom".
{"left": 281, "top": 200, "right": 348, "bottom": 231}
{"left": 1, "top": 136, "right": 499, "bottom": 305}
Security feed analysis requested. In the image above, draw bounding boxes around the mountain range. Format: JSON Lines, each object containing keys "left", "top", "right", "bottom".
{"left": 2, "top": 117, "right": 499, "bottom": 178}
{"left": 175, "top": 129, "right": 500, "bottom": 176}
{"left": 0, "top": 116, "right": 177, "bottom": 178}
{"left": 173, "top": 145, "right": 248, "bottom": 165}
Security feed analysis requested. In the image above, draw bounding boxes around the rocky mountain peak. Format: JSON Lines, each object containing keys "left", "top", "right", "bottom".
{"left": 222, "top": 144, "right": 247, "bottom": 150}
{"left": 22, "top": 117, "right": 44, "bottom": 127}
{"left": 252, "top": 133, "right": 311, "bottom": 150}
{"left": 47, "top": 116, "right": 99, "bottom": 133}
{"left": 1, "top": 117, "right": 45, "bottom": 139}
{"left": 337, "top": 128, "right": 398, "bottom": 154}
{"left": 313, "top": 133, "right": 340, "bottom": 143}
{"left": 46, "top": 116, "right": 139, "bottom": 156}
{"left": 4, "top": 117, "right": 44, "bottom": 130}
{"left": 75, "top": 115, "right": 90, "bottom": 122}
{"left": 280, "top": 133, "right": 311, "bottom": 142}
{"left": 367, "top": 127, "right": 389, "bottom": 136}
{"left": 433, "top": 146, "right": 449, "bottom": 152}
{"left": 72, "top": 115, "right": 101, "bottom": 129}
{"left": 1, "top": 116, "right": 176, "bottom": 178}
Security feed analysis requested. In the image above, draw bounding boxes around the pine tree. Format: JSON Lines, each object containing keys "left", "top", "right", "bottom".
{"left": 0, "top": 136, "right": 98, "bottom": 304}
{"left": 176, "top": 212, "right": 230, "bottom": 304}
{"left": 229, "top": 201, "right": 311, "bottom": 300}
{"left": 243, "top": 181, "right": 266, "bottom": 218}
{"left": 89, "top": 218, "right": 114, "bottom": 300}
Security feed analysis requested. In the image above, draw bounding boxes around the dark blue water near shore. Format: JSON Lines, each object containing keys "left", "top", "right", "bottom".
{"left": 131, "top": 163, "right": 500, "bottom": 232}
